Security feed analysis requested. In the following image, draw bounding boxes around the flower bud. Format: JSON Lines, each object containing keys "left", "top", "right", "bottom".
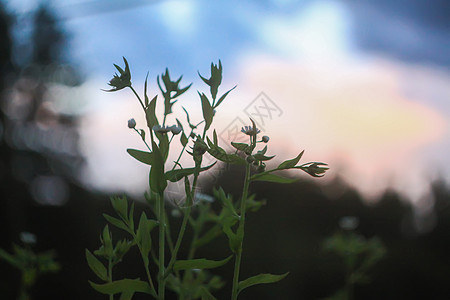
{"left": 152, "top": 125, "right": 171, "bottom": 134}
{"left": 257, "top": 164, "right": 266, "bottom": 173}
{"left": 170, "top": 125, "right": 182, "bottom": 135}
{"left": 246, "top": 155, "right": 255, "bottom": 163}
{"left": 20, "top": 232, "right": 37, "bottom": 245}
{"left": 262, "top": 135, "right": 270, "bottom": 143}
{"left": 128, "top": 118, "right": 136, "bottom": 129}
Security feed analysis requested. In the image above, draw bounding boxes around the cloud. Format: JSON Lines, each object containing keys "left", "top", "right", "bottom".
{"left": 348, "top": 0, "right": 450, "bottom": 67}
{"left": 233, "top": 54, "right": 447, "bottom": 202}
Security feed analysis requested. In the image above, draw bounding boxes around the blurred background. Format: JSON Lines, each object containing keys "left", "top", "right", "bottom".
{"left": 0, "top": 0, "right": 449, "bottom": 299}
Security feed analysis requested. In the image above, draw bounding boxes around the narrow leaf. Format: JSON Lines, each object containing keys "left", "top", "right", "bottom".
{"left": 145, "top": 96, "right": 159, "bottom": 129}
{"left": 136, "top": 212, "right": 155, "bottom": 261}
{"left": 250, "top": 173, "right": 297, "bottom": 184}
{"left": 120, "top": 291, "right": 135, "bottom": 300}
{"left": 182, "top": 106, "right": 194, "bottom": 128}
{"left": 277, "top": 150, "right": 304, "bottom": 170}
{"left": 149, "top": 142, "right": 167, "bottom": 193}
{"left": 85, "top": 249, "right": 108, "bottom": 281}
{"left": 165, "top": 162, "right": 216, "bottom": 182}
{"left": 103, "top": 214, "right": 131, "bottom": 233}
{"left": 213, "top": 130, "right": 218, "bottom": 145}
{"left": 111, "top": 197, "right": 128, "bottom": 221}
{"left": 237, "top": 273, "right": 289, "bottom": 295}
{"left": 89, "top": 279, "right": 154, "bottom": 295}
{"left": 127, "top": 149, "right": 152, "bottom": 165}
{"left": 200, "top": 287, "right": 218, "bottom": 300}
{"left": 231, "top": 142, "right": 251, "bottom": 153}
{"left": 173, "top": 256, "right": 232, "bottom": 271}
{"left": 180, "top": 132, "right": 188, "bottom": 147}
{"left": 200, "top": 92, "right": 214, "bottom": 131}
{"left": 144, "top": 72, "right": 149, "bottom": 107}
{"left": 214, "top": 85, "right": 236, "bottom": 108}
{"left": 139, "top": 130, "right": 146, "bottom": 142}
{"left": 253, "top": 154, "right": 275, "bottom": 161}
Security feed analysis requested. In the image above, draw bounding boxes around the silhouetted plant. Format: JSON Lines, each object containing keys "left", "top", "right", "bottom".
{"left": 86, "top": 58, "right": 327, "bottom": 299}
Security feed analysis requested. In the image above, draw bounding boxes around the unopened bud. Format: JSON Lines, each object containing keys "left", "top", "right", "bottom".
{"left": 170, "top": 125, "right": 182, "bottom": 135}
{"left": 128, "top": 118, "right": 136, "bottom": 129}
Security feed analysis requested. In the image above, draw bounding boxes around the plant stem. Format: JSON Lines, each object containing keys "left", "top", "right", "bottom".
{"left": 131, "top": 231, "right": 157, "bottom": 296}
{"left": 134, "top": 128, "right": 152, "bottom": 151}
{"left": 108, "top": 257, "right": 113, "bottom": 300}
{"left": 130, "top": 86, "right": 146, "bottom": 111}
{"left": 158, "top": 192, "right": 166, "bottom": 300}
{"left": 171, "top": 128, "right": 194, "bottom": 172}
{"left": 164, "top": 205, "right": 191, "bottom": 278}
{"left": 231, "top": 163, "right": 251, "bottom": 300}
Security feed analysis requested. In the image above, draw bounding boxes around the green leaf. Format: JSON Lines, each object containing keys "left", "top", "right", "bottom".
{"left": 85, "top": 249, "right": 107, "bottom": 281}
{"left": 258, "top": 145, "right": 268, "bottom": 155}
{"left": 173, "top": 83, "right": 192, "bottom": 98}
{"left": 145, "top": 96, "right": 159, "bottom": 129}
{"left": 237, "top": 273, "right": 289, "bottom": 295}
{"left": 180, "top": 132, "right": 188, "bottom": 147}
{"left": 277, "top": 150, "right": 304, "bottom": 170}
{"left": 103, "top": 214, "right": 131, "bottom": 234}
{"left": 245, "top": 194, "right": 266, "bottom": 212}
{"left": 200, "top": 287, "right": 218, "bottom": 300}
{"left": 213, "top": 130, "right": 218, "bottom": 145}
{"left": 165, "top": 162, "right": 216, "bottom": 182}
{"left": 0, "top": 248, "right": 18, "bottom": 268}
{"left": 207, "top": 144, "right": 246, "bottom": 165}
{"left": 89, "top": 279, "right": 154, "bottom": 296}
{"left": 173, "top": 256, "right": 232, "bottom": 271}
{"left": 214, "top": 85, "right": 236, "bottom": 108}
{"left": 223, "top": 226, "right": 241, "bottom": 254}
{"left": 250, "top": 173, "right": 297, "bottom": 184}
{"left": 127, "top": 149, "right": 153, "bottom": 165}
{"left": 102, "top": 225, "right": 113, "bottom": 256}
{"left": 111, "top": 197, "right": 128, "bottom": 221}
{"left": 231, "top": 142, "right": 251, "bottom": 153}
{"left": 253, "top": 153, "right": 275, "bottom": 161}
{"left": 157, "top": 131, "right": 170, "bottom": 161}
{"left": 119, "top": 291, "right": 135, "bottom": 300}
{"left": 136, "top": 212, "right": 156, "bottom": 264}
{"left": 149, "top": 142, "right": 167, "bottom": 193}
{"left": 144, "top": 72, "right": 149, "bottom": 107}
{"left": 128, "top": 202, "right": 135, "bottom": 232}
{"left": 200, "top": 92, "right": 214, "bottom": 131}
{"left": 214, "top": 187, "right": 238, "bottom": 217}
{"left": 182, "top": 106, "right": 195, "bottom": 129}
{"left": 139, "top": 130, "right": 146, "bottom": 142}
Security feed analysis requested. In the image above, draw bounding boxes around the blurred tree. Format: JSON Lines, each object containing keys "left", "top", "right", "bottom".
{"left": 0, "top": 2, "right": 87, "bottom": 299}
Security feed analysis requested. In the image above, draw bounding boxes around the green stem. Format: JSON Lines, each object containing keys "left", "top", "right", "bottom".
{"left": 130, "top": 86, "right": 146, "bottom": 112}
{"left": 131, "top": 232, "right": 157, "bottom": 296}
{"left": 108, "top": 257, "right": 113, "bottom": 300}
{"left": 231, "top": 162, "right": 251, "bottom": 300}
{"left": 164, "top": 205, "right": 192, "bottom": 279}
{"left": 165, "top": 212, "right": 175, "bottom": 254}
{"left": 158, "top": 192, "right": 166, "bottom": 300}
{"left": 171, "top": 128, "right": 194, "bottom": 172}
{"left": 163, "top": 114, "right": 167, "bottom": 128}
{"left": 134, "top": 128, "right": 152, "bottom": 152}
{"left": 129, "top": 85, "right": 155, "bottom": 145}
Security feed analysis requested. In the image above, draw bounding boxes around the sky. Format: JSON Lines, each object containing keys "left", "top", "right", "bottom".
{"left": 6, "top": 0, "right": 450, "bottom": 212}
